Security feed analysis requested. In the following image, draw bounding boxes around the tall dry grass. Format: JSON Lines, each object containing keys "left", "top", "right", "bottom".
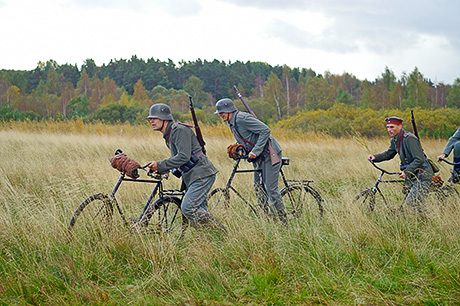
{"left": 1, "top": 120, "right": 459, "bottom": 305}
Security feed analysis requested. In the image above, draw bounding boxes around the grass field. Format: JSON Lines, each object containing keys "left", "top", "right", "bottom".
{"left": 1, "top": 120, "right": 459, "bottom": 305}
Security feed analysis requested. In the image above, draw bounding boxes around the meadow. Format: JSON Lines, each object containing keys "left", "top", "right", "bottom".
{"left": 0, "top": 120, "right": 459, "bottom": 305}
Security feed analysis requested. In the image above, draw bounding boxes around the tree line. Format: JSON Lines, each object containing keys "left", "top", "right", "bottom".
{"left": 1, "top": 56, "right": 460, "bottom": 137}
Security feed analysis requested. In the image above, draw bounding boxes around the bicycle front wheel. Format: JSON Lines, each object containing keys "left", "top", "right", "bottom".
{"left": 353, "top": 188, "right": 388, "bottom": 212}
{"left": 435, "top": 185, "right": 460, "bottom": 210}
{"left": 281, "top": 183, "right": 323, "bottom": 218}
{"left": 138, "top": 196, "right": 185, "bottom": 239}
{"left": 68, "top": 193, "right": 114, "bottom": 238}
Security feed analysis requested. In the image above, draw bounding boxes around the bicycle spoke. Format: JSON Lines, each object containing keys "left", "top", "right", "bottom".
{"left": 138, "top": 196, "right": 185, "bottom": 240}
{"left": 281, "top": 183, "right": 323, "bottom": 219}
{"left": 68, "top": 193, "right": 114, "bottom": 239}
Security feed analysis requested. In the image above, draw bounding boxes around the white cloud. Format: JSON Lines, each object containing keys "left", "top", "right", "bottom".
{"left": 0, "top": 0, "right": 459, "bottom": 84}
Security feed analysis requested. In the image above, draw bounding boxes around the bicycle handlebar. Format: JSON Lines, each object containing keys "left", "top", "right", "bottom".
{"left": 368, "top": 159, "right": 400, "bottom": 175}
{"left": 233, "top": 154, "right": 256, "bottom": 162}
{"left": 439, "top": 158, "right": 460, "bottom": 166}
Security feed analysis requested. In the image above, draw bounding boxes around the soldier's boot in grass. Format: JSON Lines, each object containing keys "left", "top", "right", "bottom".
{"left": 448, "top": 157, "right": 460, "bottom": 183}
{"left": 278, "top": 209, "right": 288, "bottom": 225}
{"left": 195, "top": 213, "right": 227, "bottom": 234}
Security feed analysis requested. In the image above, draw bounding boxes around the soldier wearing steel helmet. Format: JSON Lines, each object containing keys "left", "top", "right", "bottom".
{"left": 147, "top": 103, "right": 225, "bottom": 231}
{"left": 215, "top": 98, "right": 286, "bottom": 222}
{"left": 368, "top": 116, "right": 434, "bottom": 213}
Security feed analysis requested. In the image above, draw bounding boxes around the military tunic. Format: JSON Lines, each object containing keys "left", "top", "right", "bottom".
{"left": 228, "top": 111, "right": 284, "bottom": 213}
{"left": 373, "top": 128, "right": 433, "bottom": 210}
{"left": 157, "top": 121, "right": 219, "bottom": 224}
{"left": 442, "top": 127, "right": 460, "bottom": 158}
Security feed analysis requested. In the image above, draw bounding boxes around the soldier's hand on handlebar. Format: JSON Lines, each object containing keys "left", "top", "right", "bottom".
{"left": 437, "top": 153, "right": 446, "bottom": 162}
{"left": 399, "top": 171, "right": 406, "bottom": 179}
{"left": 368, "top": 155, "right": 375, "bottom": 161}
{"left": 148, "top": 161, "right": 158, "bottom": 172}
{"left": 247, "top": 152, "right": 257, "bottom": 162}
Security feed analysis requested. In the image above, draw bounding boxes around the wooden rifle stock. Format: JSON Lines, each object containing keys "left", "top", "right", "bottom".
{"left": 232, "top": 85, "right": 280, "bottom": 165}
{"left": 188, "top": 95, "right": 206, "bottom": 155}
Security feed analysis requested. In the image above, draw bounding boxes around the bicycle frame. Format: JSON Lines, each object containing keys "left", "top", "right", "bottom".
{"left": 368, "top": 160, "right": 404, "bottom": 193}
{"left": 219, "top": 155, "right": 315, "bottom": 214}
{"left": 108, "top": 165, "right": 184, "bottom": 225}
{"left": 439, "top": 158, "right": 460, "bottom": 185}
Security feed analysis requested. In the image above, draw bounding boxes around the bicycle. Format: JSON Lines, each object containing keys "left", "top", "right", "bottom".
{"left": 207, "top": 155, "right": 324, "bottom": 221}
{"left": 68, "top": 150, "right": 186, "bottom": 240}
{"left": 353, "top": 159, "right": 458, "bottom": 213}
{"left": 438, "top": 157, "right": 460, "bottom": 196}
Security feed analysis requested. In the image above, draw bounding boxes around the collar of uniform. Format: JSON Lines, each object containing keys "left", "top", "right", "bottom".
{"left": 228, "top": 111, "right": 238, "bottom": 128}
{"left": 394, "top": 128, "right": 406, "bottom": 141}
{"left": 163, "top": 121, "right": 174, "bottom": 140}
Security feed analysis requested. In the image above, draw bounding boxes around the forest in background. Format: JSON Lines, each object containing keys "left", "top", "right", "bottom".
{"left": 1, "top": 56, "right": 460, "bottom": 138}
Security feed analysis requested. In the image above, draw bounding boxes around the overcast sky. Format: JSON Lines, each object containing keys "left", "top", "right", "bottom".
{"left": 1, "top": 0, "right": 459, "bottom": 84}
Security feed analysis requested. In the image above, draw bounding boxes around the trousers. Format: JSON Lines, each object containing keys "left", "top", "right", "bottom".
{"left": 181, "top": 174, "right": 216, "bottom": 225}
{"left": 253, "top": 151, "right": 284, "bottom": 212}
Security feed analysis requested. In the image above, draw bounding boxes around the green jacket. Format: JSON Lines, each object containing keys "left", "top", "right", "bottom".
{"left": 157, "top": 121, "right": 218, "bottom": 186}
{"left": 228, "top": 111, "right": 282, "bottom": 158}
{"left": 373, "top": 129, "right": 433, "bottom": 182}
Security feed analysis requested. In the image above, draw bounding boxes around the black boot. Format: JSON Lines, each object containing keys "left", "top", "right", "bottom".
{"left": 278, "top": 210, "right": 288, "bottom": 225}
{"left": 449, "top": 156, "right": 460, "bottom": 183}
{"left": 197, "top": 213, "right": 227, "bottom": 234}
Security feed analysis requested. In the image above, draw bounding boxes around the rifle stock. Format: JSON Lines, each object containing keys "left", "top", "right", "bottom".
{"left": 188, "top": 95, "right": 206, "bottom": 155}
{"left": 232, "top": 85, "right": 280, "bottom": 165}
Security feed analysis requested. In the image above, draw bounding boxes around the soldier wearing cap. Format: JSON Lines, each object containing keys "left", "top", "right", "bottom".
{"left": 368, "top": 116, "right": 434, "bottom": 213}
{"left": 215, "top": 98, "right": 286, "bottom": 223}
{"left": 437, "top": 127, "right": 460, "bottom": 183}
{"left": 147, "top": 103, "right": 225, "bottom": 231}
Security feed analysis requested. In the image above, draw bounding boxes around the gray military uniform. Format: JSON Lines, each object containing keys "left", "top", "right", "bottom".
{"left": 157, "top": 121, "right": 219, "bottom": 225}
{"left": 373, "top": 129, "right": 433, "bottom": 211}
{"left": 442, "top": 127, "right": 460, "bottom": 158}
{"left": 228, "top": 111, "right": 284, "bottom": 213}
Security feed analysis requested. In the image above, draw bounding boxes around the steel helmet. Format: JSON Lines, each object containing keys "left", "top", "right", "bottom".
{"left": 148, "top": 103, "right": 173, "bottom": 121}
{"left": 215, "top": 98, "right": 237, "bottom": 114}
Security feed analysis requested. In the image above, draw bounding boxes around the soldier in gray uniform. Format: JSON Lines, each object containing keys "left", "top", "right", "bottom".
{"left": 368, "top": 116, "right": 434, "bottom": 213}
{"left": 215, "top": 98, "right": 286, "bottom": 222}
{"left": 147, "top": 103, "right": 225, "bottom": 231}
{"left": 437, "top": 127, "right": 460, "bottom": 183}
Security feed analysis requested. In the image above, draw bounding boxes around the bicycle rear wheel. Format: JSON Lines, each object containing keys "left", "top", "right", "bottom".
{"left": 138, "top": 196, "right": 185, "bottom": 240}
{"left": 68, "top": 193, "right": 114, "bottom": 238}
{"left": 281, "top": 183, "right": 323, "bottom": 218}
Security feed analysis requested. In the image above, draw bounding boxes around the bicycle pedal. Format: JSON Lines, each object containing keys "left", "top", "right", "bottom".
{"left": 128, "top": 217, "right": 138, "bottom": 224}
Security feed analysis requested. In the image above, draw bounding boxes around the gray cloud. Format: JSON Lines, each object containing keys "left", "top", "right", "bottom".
{"left": 266, "top": 19, "right": 360, "bottom": 53}
{"left": 223, "top": 0, "right": 460, "bottom": 54}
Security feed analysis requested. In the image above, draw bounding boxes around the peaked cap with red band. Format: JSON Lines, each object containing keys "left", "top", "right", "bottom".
{"left": 385, "top": 116, "right": 403, "bottom": 125}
